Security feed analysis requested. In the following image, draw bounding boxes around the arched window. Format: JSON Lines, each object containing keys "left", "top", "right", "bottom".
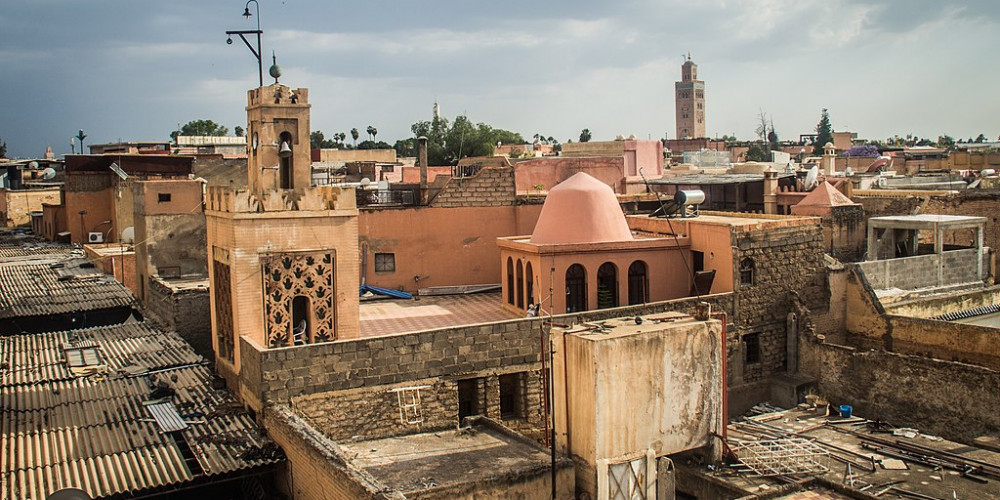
{"left": 291, "top": 295, "right": 310, "bottom": 345}
{"left": 279, "top": 131, "right": 294, "bottom": 189}
{"left": 565, "top": 264, "right": 587, "bottom": 313}
{"left": 525, "top": 262, "right": 534, "bottom": 307}
{"left": 597, "top": 262, "right": 618, "bottom": 309}
{"left": 506, "top": 257, "right": 515, "bottom": 305}
{"left": 628, "top": 261, "right": 649, "bottom": 305}
{"left": 740, "top": 257, "right": 755, "bottom": 287}
{"left": 516, "top": 260, "right": 524, "bottom": 309}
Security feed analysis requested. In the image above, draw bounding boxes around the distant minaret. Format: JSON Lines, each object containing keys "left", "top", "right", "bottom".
{"left": 433, "top": 101, "right": 441, "bottom": 120}
{"left": 674, "top": 53, "right": 706, "bottom": 139}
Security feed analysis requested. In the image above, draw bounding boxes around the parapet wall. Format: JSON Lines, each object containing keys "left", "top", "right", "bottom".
{"left": 239, "top": 293, "right": 734, "bottom": 413}
{"left": 857, "top": 248, "right": 986, "bottom": 290}
{"left": 429, "top": 166, "right": 515, "bottom": 207}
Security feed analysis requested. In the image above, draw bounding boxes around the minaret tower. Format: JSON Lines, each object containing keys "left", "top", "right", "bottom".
{"left": 674, "top": 53, "right": 706, "bottom": 139}
{"left": 206, "top": 74, "right": 361, "bottom": 387}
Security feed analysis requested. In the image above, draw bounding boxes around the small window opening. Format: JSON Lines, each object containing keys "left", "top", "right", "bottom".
{"left": 457, "top": 377, "right": 485, "bottom": 423}
{"left": 744, "top": 332, "right": 761, "bottom": 365}
{"left": 374, "top": 252, "right": 396, "bottom": 272}
{"left": 291, "top": 296, "right": 310, "bottom": 345}
{"left": 157, "top": 193, "right": 171, "bottom": 202}
{"left": 499, "top": 372, "right": 526, "bottom": 420}
{"left": 740, "top": 257, "right": 755, "bottom": 287}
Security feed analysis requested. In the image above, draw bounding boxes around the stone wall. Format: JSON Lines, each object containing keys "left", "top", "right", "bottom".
{"left": 144, "top": 276, "right": 212, "bottom": 359}
{"left": 857, "top": 249, "right": 986, "bottom": 290}
{"left": 733, "top": 223, "right": 827, "bottom": 386}
{"left": 0, "top": 188, "right": 61, "bottom": 226}
{"left": 799, "top": 338, "right": 1000, "bottom": 444}
{"left": 430, "top": 166, "right": 515, "bottom": 207}
{"left": 239, "top": 294, "right": 735, "bottom": 414}
{"left": 925, "top": 190, "right": 1000, "bottom": 259}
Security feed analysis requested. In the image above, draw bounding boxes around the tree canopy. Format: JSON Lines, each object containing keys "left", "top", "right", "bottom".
{"left": 0, "top": 137, "right": 6, "bottom": 158}
{"left": 812, "top": 109, "right": 833, "bottom": 155}
{"left": 170, "top": 119, "right": 228, "bottom": 141}
{"left": 745, "top": 143, "right": 768, "bottom": 162}
{"left": 579, "top": 128, "right": 592, "bottom": 143}
{"left": 411, "top": 114, "right": 524, "bottom": 166}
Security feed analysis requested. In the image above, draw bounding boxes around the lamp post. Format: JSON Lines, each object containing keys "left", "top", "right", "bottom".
{"left": 76, "top": 130, "right": 87, "bottom": 155}
{"left": 225, "top": 0, "right": 263, "bottom": 87}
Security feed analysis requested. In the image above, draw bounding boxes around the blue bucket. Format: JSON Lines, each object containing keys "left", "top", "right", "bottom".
{"left": 840, "top": 405, "right": 853, "bottom": 418}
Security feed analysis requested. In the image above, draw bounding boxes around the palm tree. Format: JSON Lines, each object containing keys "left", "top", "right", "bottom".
{"left": 366, "top": 125, "right": 378, "bottom": 142}
{"left": 350, "top": 128, "right": 359, "bottom": 148}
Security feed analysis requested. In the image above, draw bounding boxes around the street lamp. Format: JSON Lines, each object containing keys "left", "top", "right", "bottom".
{"left": 225, "top": 0, "right": 263, "bottom": 87}
{"left": 76, "top": 130, "right": 87, "bottom": 155}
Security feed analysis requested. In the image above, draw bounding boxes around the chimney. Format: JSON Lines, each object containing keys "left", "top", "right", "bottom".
{"left": 418, "top": 136, "right": 428, "bottom": 204}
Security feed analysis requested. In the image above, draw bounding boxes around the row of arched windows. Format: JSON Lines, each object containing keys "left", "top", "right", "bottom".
{"left": 506, "top": 258, "right": 649, "bottom": 313}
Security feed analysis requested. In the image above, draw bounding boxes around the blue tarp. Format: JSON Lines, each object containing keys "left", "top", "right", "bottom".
{"left": 359, "top": 284, "right": 412, "bottom": 299}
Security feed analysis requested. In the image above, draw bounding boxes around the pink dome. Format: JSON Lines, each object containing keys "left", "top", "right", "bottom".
{"left": 530, "top": 172, "right": 633, "bottom": 244}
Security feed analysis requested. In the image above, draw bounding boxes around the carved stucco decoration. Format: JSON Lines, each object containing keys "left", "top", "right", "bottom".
{"left": 262, "top": 251, "right": 336, "bottom": 347}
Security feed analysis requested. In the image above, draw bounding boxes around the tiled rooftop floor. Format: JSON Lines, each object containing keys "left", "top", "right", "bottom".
{"left": 359, "top": 292, "right": 518, "bottom": 337}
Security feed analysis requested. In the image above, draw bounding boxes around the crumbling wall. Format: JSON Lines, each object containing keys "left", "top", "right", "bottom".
{"left": 925, "top": 190, "right": 1000, "bottom": 255}
{"left": 854, "top": 195, "right": 925, "bottom": 219}
{"left": 856, "top": 249, "right": 985, "bottom": 290}
{"left": 880, "top": 316, "right": 1000, "bottom": 369}
{"left": 144, "top": 276, "right": 212, "bottom": 359}
{"left": 799, "top": 339, "right": 1000, "bottom": 444}
{"left": 430, "top": 166, "right": 515, "bottom": 207}
{"left": 192, "top": 156, "right": 248, "bottom": 188}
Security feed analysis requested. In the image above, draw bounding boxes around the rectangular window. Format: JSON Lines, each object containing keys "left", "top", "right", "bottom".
{"left": 499, "top": 372, "right": 526, "bottom": 420}
{"left": 158, "top": 193, "right": 171, "bottom": 202}
{"left": 692, "top": 251, "right": 704, "bottom": 273}
{"left": 744, "top": 332, "right": 761, "bottom": 365}
{"left": 374, "top": 252, "right": 395, "bottom": 272}
{"left": 458, "top": 377, "right": 485, "bottom": 422}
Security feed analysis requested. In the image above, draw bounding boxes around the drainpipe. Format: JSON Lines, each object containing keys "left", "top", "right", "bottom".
{"left": 418, "top": 136, "right": 428, "bottom": 205}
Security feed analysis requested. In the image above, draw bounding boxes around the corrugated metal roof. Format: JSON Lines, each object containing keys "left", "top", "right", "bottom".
{"left": 0, "top": 259, "right": 133, "bottom": 319}
{"left": 0, "top": 324, "right": 283, "bottom": 500}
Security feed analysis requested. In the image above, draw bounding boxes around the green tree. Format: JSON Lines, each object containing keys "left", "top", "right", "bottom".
{"left": 745, "top": 142, "right": 768, "bottom": 162}
{"left": 812, "top": 109, "right": 833, "bottom": 156}
{"left": 975, "top": 134, "right": 987, "bottom": 143}
{"left": 310, "top": 131, "right": 338, "bottom": 149}
{"left": 170, "top": 119, "right": 228, "bottom": 141}
{"left": 350, "top": 128, "right": 360, "bottom": 147}
{"left": 393, "top": 138, "right": 416, "bottom": 157}
{"left": 366, "top": 126, "right": 378, "bottom": 142}
{"left": 357, "top": 140, "right": 393, "bottom": 150}
{"left": 234, "top": 126, "right": 245, "bottom": 137}
{"left": 410, "top": 114, "right": 524, "bottom": 165}
{"left": 937, "top": 135, "right": 955, "bottom": 148}
{"left": 579, "top": 128, "right": 592, "bottom": 143}
{"left": 0, "top": 137, "right": 6, "bottom": 158}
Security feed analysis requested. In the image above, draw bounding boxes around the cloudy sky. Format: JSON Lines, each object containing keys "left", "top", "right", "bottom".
{"left": 2, "top": 0, "right": 997, "bottom": 158}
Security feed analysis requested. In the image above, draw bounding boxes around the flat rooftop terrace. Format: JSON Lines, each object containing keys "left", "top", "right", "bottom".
{"left": 696, "top": 406, "right": 1000, "bottom": 500}
{"left": 338, "top": 423, "right": 559, "bottom": 496}
{"left": 359, "top": 292, "right": 517, "bottom": 337}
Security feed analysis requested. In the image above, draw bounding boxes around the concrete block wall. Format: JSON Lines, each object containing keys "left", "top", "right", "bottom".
{"left": 430, "top": 166, "right": 516, "bottom": 207}
{"left": 857, "top": 248, "right": 985, "bottom": 290}
{"left": 144, "top": 276, "right": 212, "bottom": 359}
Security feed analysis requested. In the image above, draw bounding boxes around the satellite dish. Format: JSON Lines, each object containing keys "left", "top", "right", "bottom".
{"left": 844, "top": 167, "right": 853, "bottom": 176}
{"left": 804, "top": 166, "right": 819, "bottom": 190}
{"left": 120, "top": 226, "right": 135, "bottom": 244}
{"left": 47, "top": 488, "right": 92, "bottom": 500}
{"left": 42, "top": 167, "right": 57, "bottom": 180}
{"left": 359, "top": 178, "right": 371, "bottom": 187}
{"left": 28, "top": 161, "right": 39, "bottom": 169}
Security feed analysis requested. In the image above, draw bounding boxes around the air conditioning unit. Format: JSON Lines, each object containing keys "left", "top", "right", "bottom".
{"left": 88, "top": 232, "right": 104, "bottom": 243}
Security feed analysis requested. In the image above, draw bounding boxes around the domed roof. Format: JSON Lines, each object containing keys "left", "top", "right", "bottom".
{"left": 530, "top": 172, "right": 633, "bottom": 245}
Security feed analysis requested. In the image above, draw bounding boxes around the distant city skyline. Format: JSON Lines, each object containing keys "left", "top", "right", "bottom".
{"left": 2, "top": 0, "right": 998, "bottom": 158}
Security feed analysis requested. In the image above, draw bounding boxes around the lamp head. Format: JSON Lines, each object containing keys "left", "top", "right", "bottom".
{"left": 226, "top": 36, "right": 233, "bottom": 45}
{"left": 243, "top": 7, "right": 252, "bottom": 18}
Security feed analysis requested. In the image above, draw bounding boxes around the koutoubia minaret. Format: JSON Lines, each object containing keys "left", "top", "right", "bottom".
{"left": 674, "top": 53, "right": 706, "bottom": 139}
{"left": 206, "top": 65, "right": 360, "bottom": 387}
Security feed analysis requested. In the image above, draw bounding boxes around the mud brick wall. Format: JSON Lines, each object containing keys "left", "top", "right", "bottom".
{"left": 925, "top": 190, "right": 1000, "bottom": 257}
{"left": 800, "top": 339, "right": 1000, "bottom": 444}
{"left": 430, "top": 166, "right": 516, "bottom": 207}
